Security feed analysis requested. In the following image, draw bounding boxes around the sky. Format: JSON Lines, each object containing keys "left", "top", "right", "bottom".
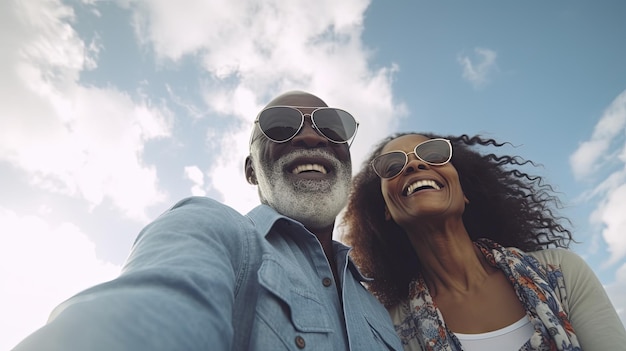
{"left": 1, "top": 0, "right": 625, "bottom": 348}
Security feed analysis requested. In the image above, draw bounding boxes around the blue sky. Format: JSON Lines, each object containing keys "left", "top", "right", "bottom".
{"left": 1, "top": 0, "right": 625, "bottom": 348}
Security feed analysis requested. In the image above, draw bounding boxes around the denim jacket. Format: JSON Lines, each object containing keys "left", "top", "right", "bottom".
{"left": 14, "top": 197, "right": 402, "bottom": 351}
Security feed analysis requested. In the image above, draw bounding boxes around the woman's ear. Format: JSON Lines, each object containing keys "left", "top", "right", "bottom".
{"left": 384, "top": 205, "right": 392, "bottom": 221}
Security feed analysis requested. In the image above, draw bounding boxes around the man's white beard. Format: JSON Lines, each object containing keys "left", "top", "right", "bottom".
{"left": 252, "top": 149, "right": 351, "bottom": 230}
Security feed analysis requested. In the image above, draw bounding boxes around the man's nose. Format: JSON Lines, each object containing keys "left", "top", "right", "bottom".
{"left": 291, "top": 115, "right": 328, "bottom": 147}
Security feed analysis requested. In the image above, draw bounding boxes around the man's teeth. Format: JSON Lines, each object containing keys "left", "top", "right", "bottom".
{"left": 292, "top": 164, "right": 327, "bottom": 175}
{"left": 406, "top": 179, "right": 440, "bottom": 195}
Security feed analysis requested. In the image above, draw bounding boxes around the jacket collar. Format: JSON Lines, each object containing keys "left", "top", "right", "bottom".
{"left": 245, "top": 204, "right": 372, "bottom": 282}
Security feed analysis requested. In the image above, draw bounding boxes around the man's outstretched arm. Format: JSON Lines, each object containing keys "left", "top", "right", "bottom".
{"left": 13, "top": 197, "right": 246, "bottom": 351}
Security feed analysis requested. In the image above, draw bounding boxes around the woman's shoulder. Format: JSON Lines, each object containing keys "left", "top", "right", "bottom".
{"left": 526, "top": 247, "right": 586, "bottom": 268}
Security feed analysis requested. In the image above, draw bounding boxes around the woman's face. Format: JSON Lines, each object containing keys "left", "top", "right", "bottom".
{"left": 378, "top": 134, "right": 467, "bottom": 228}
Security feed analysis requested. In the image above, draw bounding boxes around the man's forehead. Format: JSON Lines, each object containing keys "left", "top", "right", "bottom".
{"left": 265, "top": 93, "right": 327, "bottom": 109}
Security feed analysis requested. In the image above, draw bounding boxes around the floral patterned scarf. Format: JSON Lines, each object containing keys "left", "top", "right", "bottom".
{"left": 396, "top": 238, "right": 581, "bottom": 351}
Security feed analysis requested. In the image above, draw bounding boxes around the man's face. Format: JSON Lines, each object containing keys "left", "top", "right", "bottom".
{"left": 248, "top": 93, "right": 352, "bottom": 230}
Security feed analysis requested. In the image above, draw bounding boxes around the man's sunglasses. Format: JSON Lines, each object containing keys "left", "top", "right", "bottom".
{"left": 371, "top": 138, "right": 452, "bottom": 179}
{"left": 253, "top": 106, "right": 359, "bottom": 146}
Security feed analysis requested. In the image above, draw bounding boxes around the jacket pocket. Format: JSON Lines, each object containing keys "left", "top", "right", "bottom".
{"left": 257, "top": 257, "right": 332, "bottom": 333}
{"left": 250, "top": 258, "right": 333, "bottom": 350}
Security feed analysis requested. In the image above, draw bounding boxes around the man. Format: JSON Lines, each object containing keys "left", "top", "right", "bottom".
{"left": 14, "top": 91, "right": 403, "bottom": 350}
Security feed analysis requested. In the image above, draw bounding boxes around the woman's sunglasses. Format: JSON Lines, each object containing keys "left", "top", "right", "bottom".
{"left": 254, "top": 106, "right": 359, "bottom": 146}
{"left": 371, "top": 138, "right": 452, "bottom": 179}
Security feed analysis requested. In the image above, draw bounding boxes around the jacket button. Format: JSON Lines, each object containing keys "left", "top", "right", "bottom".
{"left": 322, "top": 277, "right": 332, "bottom": 287}
{"left": 295, "top": 335, "right": 306, "bottom": 349}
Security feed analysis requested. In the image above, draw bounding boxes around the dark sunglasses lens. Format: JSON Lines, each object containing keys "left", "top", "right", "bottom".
{"left": 258, "top": 107, "right": 302, "bottom": 141}
{"left": 416, "top": 140, "right": 451, "bottom": 164}
{"left": 312, "top": 109, "right": 357, "bottom": 142}
{"left": 372, "top": 152, "right": 407, "bottom": 178}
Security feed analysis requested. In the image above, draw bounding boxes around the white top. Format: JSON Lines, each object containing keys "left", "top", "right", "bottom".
{"left": 453, "top": 315, "right": 533, "bottom": 351}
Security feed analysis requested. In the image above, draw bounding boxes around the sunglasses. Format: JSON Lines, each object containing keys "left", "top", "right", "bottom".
{"left": 371, "top": 138, "right": 452, "bottom": 179}
{"left": 253, "top": 106, "right": 359, "bottom": 146}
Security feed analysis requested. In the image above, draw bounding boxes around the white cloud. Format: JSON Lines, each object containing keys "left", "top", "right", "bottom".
{"left": 124, "top": 0, "right": 406, "bottom": 212}
{"left": 0, "top": 208, "right": 121, "bottom": 350}
{"left": 589, "top": 178, "right": 626, "bottom": 265}
{"left": 570, "top": 90, "right": 626, "bottom": 180}
{"left": 457, "top": 47, "right": 498, "bottom": 89}
{"left": 126, "top": 0, "right": 369, "bottom": 67}
{"left": 0, "top": 0, "right": 172, "bottom": 222}
{"left": 571, "top": 90, "right": 626, "bottom": 265}
{"left": 184, "top": 165, "right": 207, "bottom": 197}
{"left": 570, "top": 139, "right": 612, "bottom": 180}
{"left": 209, "top": 127, "right": 262, "bottom": 214}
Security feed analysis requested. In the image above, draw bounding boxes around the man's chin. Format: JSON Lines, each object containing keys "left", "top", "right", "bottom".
{"left": 253, "top": 154, "right": 352, "bottom": 229}
{"left": 292, "top": 178, "right": 334, "bottom": 193}
{"left": 283, "top": 189, "right": 348, "bottom": 225}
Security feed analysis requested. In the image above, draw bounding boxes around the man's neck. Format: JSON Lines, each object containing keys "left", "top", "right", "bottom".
{"left": 309, "top": 226, "right": 341, "bottom": 293}
{"left": 307, "top": 225, "right": 334, "bottom": 258}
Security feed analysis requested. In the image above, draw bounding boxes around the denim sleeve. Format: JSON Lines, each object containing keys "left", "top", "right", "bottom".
{"left": 13, "top": 197, "right": 248, "bottom": 351}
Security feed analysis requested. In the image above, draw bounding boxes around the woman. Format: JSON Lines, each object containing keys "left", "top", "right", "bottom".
{"left": 342, "top": 132, "right": 626, "bottom": 350}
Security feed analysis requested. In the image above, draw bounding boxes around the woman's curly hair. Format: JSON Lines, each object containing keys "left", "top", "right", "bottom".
{"left": 341, "top": 132, "right": 574, "bottom": 308}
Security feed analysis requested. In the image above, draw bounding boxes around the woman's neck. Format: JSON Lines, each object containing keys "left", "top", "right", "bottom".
{"left": 405, "top": 224, "right": 495, "bottom": 296}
